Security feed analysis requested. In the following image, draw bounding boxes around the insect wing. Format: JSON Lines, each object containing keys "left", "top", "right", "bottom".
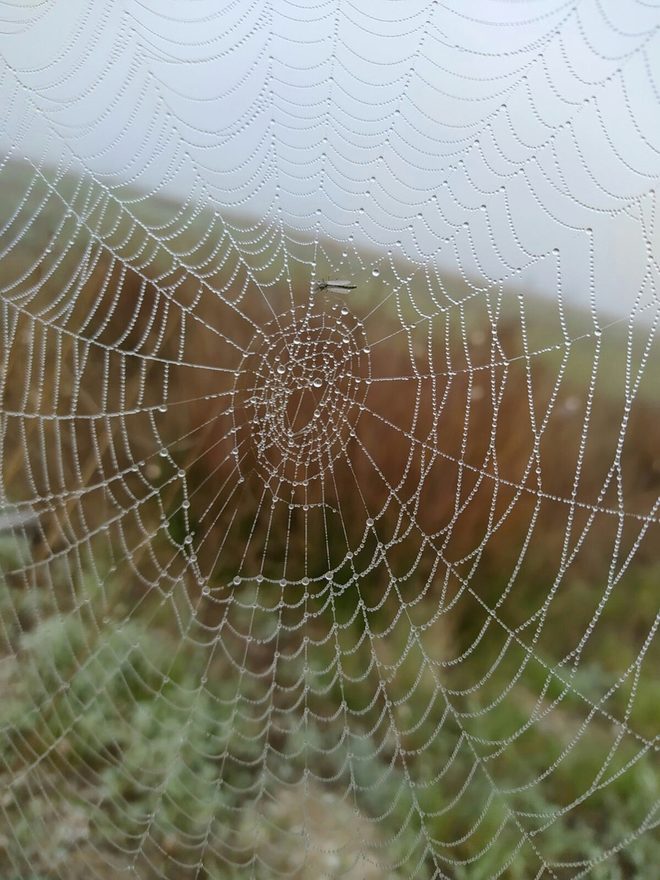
{"left": 325, "top": 280, "right": 356, "bottom": 292}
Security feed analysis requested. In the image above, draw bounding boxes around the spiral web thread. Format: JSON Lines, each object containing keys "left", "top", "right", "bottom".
{"left": 0, "top": 2, "right": 659, "bottom": 878}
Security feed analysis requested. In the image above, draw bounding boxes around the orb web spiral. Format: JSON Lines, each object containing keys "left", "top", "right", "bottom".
{"left": 0, "top": 2, "right": 659, "bottom": 879}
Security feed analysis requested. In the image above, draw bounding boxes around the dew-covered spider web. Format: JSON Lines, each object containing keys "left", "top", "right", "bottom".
{"left": 1, "top": 2, "right": 659, "bottom": 878}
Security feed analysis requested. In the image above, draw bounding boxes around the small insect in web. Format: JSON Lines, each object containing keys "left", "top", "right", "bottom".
{"left": 314, "top": 279, "right": 357, "bottom": 294}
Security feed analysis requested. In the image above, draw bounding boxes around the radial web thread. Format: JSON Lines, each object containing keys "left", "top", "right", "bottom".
{"left": 0, "top": 2, "right": 659, "bottom": 879}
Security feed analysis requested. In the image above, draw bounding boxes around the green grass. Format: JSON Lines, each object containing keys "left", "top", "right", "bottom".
{"left": 1, "top": 533, "right": 658, "bottom": 879}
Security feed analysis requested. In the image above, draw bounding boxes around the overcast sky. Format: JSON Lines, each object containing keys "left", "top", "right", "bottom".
{"left": 2, "top": 0, "right": 660, "bottom": 320}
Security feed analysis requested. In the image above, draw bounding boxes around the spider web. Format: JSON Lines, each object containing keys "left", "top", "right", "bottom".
{"left": 0, "top": 2, "right": 659, "bottom": 878}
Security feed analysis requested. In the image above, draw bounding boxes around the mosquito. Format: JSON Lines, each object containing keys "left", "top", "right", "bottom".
{"left": 314, "top": 279, "right": 357, "bottom": 293}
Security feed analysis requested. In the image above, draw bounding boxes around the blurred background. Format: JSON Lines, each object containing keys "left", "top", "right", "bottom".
{"left": 0, "top": 2, "right": 659, "bottom": 878}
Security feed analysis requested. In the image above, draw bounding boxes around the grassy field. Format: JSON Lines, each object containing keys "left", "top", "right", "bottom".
{"left": 0, "top": 163, "right": 658, "bottom": 878}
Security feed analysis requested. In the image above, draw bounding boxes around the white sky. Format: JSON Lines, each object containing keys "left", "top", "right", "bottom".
{"left": 1, "top": 0, "right": 660, "bottom": 319}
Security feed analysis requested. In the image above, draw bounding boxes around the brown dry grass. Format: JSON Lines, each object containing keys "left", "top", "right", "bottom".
{"left": 2, "top": 237, "right": 659, "bottom": 647}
